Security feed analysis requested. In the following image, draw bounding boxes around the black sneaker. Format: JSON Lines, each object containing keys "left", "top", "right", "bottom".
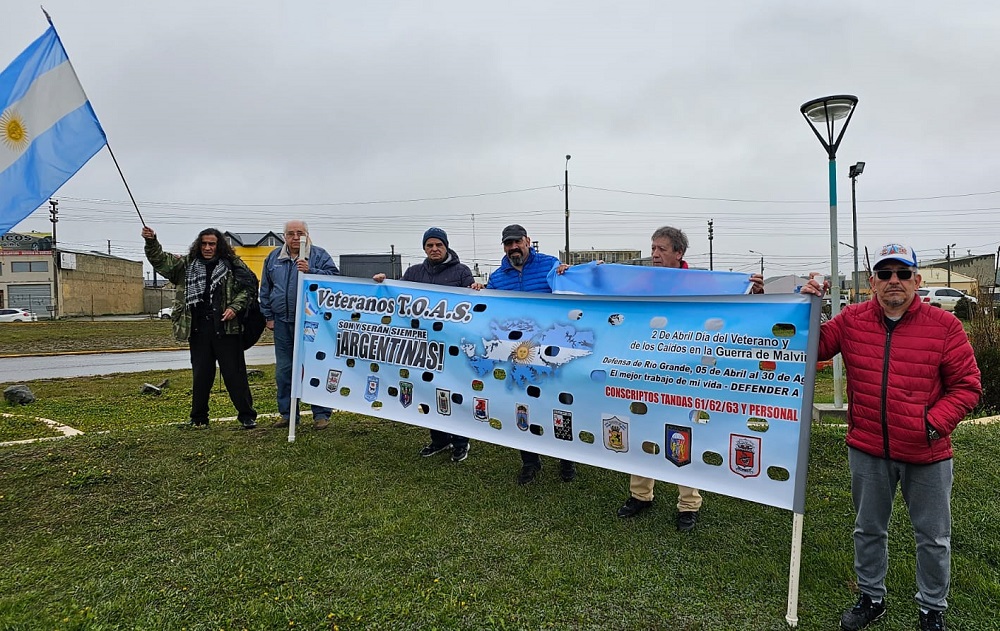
{"left": 560, "top": 462, "right": 577, "bottom": 482}
{"left": 919, "top": 609, "right": 946, "bottom": 631}
{"left": 617, "top": 497, "right": 653, "bottom": 518}
{"left": 840, "top": 594, "right": 886, "bottom": 631}
{"left": 451, "top": 444, "right": 470, "bottom": 463}
{"left": 517, "top": 463, "right": 541, "bottom": 485}
{"left": 419, "top": 442, "right": 452, "bottom": 457}
{"left": 677, "top": 510, "right": 699, "bottom": 532}
{"left": 240, "top": 420, "right": 257, "bottom": 430}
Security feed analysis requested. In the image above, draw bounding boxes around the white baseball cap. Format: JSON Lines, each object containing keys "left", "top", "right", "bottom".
{"left": 872, "top": 243, "right": 918, "bottom": 269}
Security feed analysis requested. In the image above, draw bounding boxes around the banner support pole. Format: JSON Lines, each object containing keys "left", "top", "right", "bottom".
{"left": 785, "top": 512, "right": 804, "bottom": 627}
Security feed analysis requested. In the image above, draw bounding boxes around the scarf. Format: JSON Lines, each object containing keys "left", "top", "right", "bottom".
{"left": 185, "top": 258, "right": 229, "bottom": 307}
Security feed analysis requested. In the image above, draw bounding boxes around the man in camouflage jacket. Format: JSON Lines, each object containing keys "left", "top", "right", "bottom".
{"left": 142, "top": 225, "right": 258, "bottom": 429}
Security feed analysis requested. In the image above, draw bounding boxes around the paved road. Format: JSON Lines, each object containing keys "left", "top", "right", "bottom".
{"left": 0, "top": 345, "right": 275, "bottom": 382}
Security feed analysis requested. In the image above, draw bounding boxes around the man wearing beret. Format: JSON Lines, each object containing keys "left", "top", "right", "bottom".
{"left": 375, "top": 227, "right": 475, "bottom": 462}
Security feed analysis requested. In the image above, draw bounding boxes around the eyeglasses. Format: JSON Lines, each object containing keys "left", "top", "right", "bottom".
{"left": 874, "top": 269, "right": 914, "bottom": 281}
{"left": 200, "top": 242, "right": 218, "bottom": 248}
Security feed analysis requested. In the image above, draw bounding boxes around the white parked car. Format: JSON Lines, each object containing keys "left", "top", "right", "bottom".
{"left": 916, "top": 287, "right": 977, "bottom": 312}
{"left": 158, "top": 307, "right": 173, "bottom": 319}
{"left": 0, "top": 308, "right": 38, "bottom": 322}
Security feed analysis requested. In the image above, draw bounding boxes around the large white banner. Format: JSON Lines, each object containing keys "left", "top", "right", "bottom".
{"left": 291, "top": 276, "right": 820, "bottom": 513}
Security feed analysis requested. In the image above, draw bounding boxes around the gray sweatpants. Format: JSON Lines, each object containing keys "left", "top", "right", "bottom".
{"left": 849, "top": 447, "right": 952, "bottom": 611}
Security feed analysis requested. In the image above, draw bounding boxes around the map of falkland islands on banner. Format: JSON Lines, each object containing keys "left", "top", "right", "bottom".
{"left": 290, "top": 276, "right": 820, "bottom": 513}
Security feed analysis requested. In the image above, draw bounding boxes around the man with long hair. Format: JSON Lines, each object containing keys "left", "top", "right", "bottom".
{"left": 142, "top": 226, "right": 258, "bottom": 429}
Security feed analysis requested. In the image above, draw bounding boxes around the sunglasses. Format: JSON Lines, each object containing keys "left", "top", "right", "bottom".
{"left": 874, "top": 269, "right": 914, "bottom": 281}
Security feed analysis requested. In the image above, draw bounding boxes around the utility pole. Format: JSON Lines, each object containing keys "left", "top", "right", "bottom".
{"left": 947, "top": 243, "right": 956, "bottom": 287}
{"left": 749, "top": 250, "right": 764, "bottom": 277}
{"left": 708, "top": 219, "right": 714, "bottom": 270}
{"left": 390, "top": 244, "right": 396, "bottom": 280}
{"left": 107, "top": 239, "right": 111, "bottom": 255}
{"left": 849, "top": 162, "right": 865, "bottom": 303}
{"left": 563, "top": 155, "right": 571, "bottom": 264}
{"left": 48, "top": 198, "right": 59, "bottom": 319}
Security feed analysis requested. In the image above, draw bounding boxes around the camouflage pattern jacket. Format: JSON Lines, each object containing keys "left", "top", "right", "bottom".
{"left": 144, "top": 238, "right": 254, "bottom": 342}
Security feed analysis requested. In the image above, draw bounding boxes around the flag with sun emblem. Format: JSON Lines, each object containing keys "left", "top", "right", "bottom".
{"left": 1, "top": 25, "right": 107, "bottom": 236}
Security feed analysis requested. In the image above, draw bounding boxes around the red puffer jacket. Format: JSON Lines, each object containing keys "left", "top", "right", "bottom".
{"left": 818, "top": 297, "right": 981, "bottom": 464}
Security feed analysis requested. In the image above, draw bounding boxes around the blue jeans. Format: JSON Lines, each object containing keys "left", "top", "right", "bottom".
{"left": 273, "top": 319, "right": 332, "bottom": 421}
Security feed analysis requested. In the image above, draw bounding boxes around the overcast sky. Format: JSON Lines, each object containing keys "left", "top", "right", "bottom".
{"left": 5, "top": 1, "right": 999, "bottom": 280}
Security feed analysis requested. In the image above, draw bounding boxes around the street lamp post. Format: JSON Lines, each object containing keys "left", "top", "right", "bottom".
{"left": 800, "top": 94, "right": 859, "bottom": 410}
{"left": 849, "top": 162, "right": 865, "bottom": 303}
{"left": 749, "top": 249, "right": 764, "bottom": 277}
{"left": 839, "top": 241, "right": 857, "bottom": 300}
{"left": 946, "top": 243, "right": 956, "bottom": 287}
{"left": 564, "top": 154, "right": 571, "bottom": 264}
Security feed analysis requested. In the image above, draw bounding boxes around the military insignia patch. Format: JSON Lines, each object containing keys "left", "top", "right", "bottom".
{"left": 436, "top": 388, "right": 452, "bottom": 415}
{"left": 364, "top": 375, "right": 379, "bottom": 402}
{"left": 602, "top": 414, "right": 629, "bottom": 453}
{"left": 399, "top": 381, "right": 413, "bottom": 408}
{"left": 515, "top": 403, "right": 529, "bottom": 431}
{"left": 303, "top": 320, "right": 319, "bottom": 342}
{"left": 474, "top": 397, "right": 489, "bottom": 421}
{"left": 553, "top": 409, "right": 573, "bottom": 441}
{"left": 730, "top": 434, "right": 761, "bottom": 478}
{"left": 665, "top": 424, "right": 692, "bottom": 467}
{"left": 326, "top": 369, "right": 342, "bottom": 393}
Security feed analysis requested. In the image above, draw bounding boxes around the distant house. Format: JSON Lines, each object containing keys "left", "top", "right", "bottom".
{"left": 763, "top": 274, "right": 811, "bottom": 294}
{"left": 918, "top": 268, "right": 978, "bottom": 294}
{"left": 0, "top": 232, "right": 142, "bottom": 317}
{"left": 339, "top": 254, "right": 403, "bottom": 280}
{"left": 223, "top": 231, "right": 284, "bottom": 279}
{"left": 921, "top": 252, "right": 996, "bottom": 289}
{"left": 562, "top": 248, "right": 642, "bottom": 265}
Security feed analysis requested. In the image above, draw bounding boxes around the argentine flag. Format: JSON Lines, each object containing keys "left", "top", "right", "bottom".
{"left": 0, "top": 26, "right": 107, "bottom": 236}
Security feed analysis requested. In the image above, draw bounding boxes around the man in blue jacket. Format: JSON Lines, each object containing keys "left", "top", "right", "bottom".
{"left": 483, "top": 224, "right": 576, "bottom": 484}
{"left": 374, "top": 227, "right": 475, "bottom": 462}
{"left": 260, "top": 220, "right": 340, "bottom": 429}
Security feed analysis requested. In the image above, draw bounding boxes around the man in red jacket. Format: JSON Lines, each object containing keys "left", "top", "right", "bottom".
{"left": 803, "top": 243, "right": 981, "bottom": 631}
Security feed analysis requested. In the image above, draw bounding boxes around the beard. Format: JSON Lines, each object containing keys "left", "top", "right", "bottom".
{"left": 878, "top": 286, "right": 908, "bottom": 309}
{"left": 509, "top": 249, "right": 525, "bottom": 266}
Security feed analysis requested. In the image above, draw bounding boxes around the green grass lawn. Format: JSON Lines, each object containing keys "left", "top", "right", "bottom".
{"left": 1, "top": 392, "right": 998, "bottom": 629}
{"left": 0, "top": 320, "right": 274, "bottom": 356}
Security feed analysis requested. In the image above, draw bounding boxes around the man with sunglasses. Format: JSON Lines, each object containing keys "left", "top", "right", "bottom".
{"left": 802, "top": 243, "right": 981, "bottom": 631}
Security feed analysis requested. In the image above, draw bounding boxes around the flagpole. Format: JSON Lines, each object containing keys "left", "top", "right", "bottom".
{"left": 104, "top": 143, "right": 147, "bottom": 226}
{"left": 42, "top": 7, "right": 147, "bottom": 227}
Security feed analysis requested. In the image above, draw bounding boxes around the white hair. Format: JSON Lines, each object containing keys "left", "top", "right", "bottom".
{"left": 284, "top": 220, "right": 309, "bottom": 233}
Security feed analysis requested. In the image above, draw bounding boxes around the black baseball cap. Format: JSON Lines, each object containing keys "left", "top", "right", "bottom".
{"left": 501, "top": 224, "right": 528, "bottom": 243}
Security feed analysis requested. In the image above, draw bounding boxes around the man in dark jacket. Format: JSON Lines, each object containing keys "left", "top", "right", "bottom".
{"left": 142, "top": 225, "right": 258, "bottom": 429}
{"left": 374, "top": 227, "right": 475, "bottom": 462}
{"left": 477, "top": 224, "right": 576, "bottom": 485}
{"left": 803, "top": 243, "right": 981, "bottom": 631}
{"left": 260, "top": 220, "right": 340, "bottom": 430}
